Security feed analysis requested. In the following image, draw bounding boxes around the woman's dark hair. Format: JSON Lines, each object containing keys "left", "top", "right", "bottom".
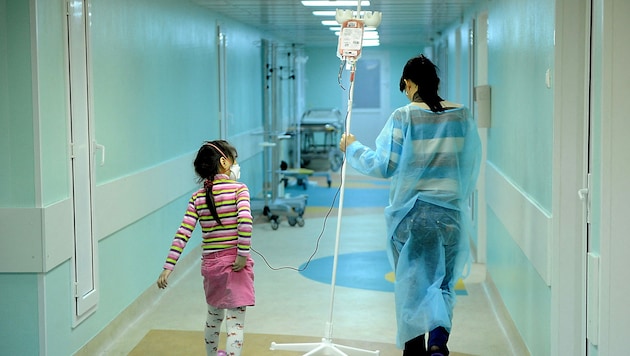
{"left": 399, "top": 54, "right": 445, "bottom": 112}
{"left": 194, "top": 140, "right": 238, "bottom": 224}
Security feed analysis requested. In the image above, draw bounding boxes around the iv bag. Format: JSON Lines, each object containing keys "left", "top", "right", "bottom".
{"left": 337, "top": 19, "right": 364, "bottom": 61}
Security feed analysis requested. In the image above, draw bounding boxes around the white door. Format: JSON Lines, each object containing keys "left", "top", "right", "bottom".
{"left": 551, "top": 0, "right": 589, "bottom": 354}
{"left": 67, "top": 0, "right": 98, "bottom": 323}
{"left": 343, "top": 53, "right": 390, "bottom": 150}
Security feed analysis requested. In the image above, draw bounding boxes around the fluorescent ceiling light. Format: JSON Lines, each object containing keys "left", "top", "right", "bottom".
{"left": 362, "top": 39, "right": 380, "bottom": 47}
{"left": 327, "top": 26, "right": 377, "bottom": 31}
{"left": 323, "top": 20, "right": 371, "bottom": 27}
{"left": 321, "top": 20, "right": 339, "bottom": 26}
{"left": 302, "top": 1, "right": 370, "bottom": 7}
{"left": 313, "top": 11, "right": 336, "bottom": 16}
{"left": 314, "top": 10, "right": 369, "bottom": 16}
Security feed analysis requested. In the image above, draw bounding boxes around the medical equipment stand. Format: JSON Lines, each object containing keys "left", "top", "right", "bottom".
{"left": 270, "top": 7, "right": 382, "bottom": 356}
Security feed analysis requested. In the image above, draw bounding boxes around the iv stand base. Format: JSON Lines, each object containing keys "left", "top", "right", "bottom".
{"left": 270, "top": 338, "right": 380, "bottom": 356}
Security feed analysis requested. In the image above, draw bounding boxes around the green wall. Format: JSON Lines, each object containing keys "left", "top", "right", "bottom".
{"left": 0, "top": 273, "right": 40, "bottom": 354}
{"left": 0, "top": 0, "right": 36, "bottom": 207}
{"left": 36, "top": 0, "right": 71, "bottom": 205}
{"left": 304, "top": 46, "right": 342, "bottom": 110}
{"left": 487, "top": 209, "right": 551, "bottom": 356}
{"left": 486, "top": 0, "right": 555, "bottom": 211}
{"left": 89, "top": 0, "right": 222, "bottom": 183}
{"left": 483, "top": 0, "right": 555, "bottom": 353}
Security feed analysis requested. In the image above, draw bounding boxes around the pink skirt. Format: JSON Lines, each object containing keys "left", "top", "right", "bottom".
{"left": 201, "top": 248, "right": 255, "bottom": 309}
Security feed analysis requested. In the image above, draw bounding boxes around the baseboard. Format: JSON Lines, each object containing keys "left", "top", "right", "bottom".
{"left": 482, "top": 274, "right": 531, "bottom": 356}
{"left": 74, "top": 245, "right": 202, "bottom": 356}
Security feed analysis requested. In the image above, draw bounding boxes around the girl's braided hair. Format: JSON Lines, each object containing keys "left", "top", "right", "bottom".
{"left": 194, "top": 140, "right": 237, "bottom": 225}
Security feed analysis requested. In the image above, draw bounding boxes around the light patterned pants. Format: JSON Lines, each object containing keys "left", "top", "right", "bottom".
{"left": 204, "top": 305, "right": 247, "bottom": 356}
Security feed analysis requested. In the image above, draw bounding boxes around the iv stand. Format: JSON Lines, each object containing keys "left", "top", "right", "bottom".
{"left": 270, "top": 59, "right": 379, "bottom": 356}
{"left": 270, "top": 6, "right": 382, "bottom": 355}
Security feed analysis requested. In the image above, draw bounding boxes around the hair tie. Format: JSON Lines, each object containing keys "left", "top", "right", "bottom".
{"left": 204, "top": 178, "right": 213, "bottom": 191}
{"left": 205, "top": 142, "right": 227, "bottom": 159}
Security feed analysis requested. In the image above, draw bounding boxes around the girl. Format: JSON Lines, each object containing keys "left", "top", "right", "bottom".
{"left": 157, "top": 140, "right": 254, "bottom": 356}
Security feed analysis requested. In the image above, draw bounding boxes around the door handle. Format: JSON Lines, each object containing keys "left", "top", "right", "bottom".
{"left": 93, "top": 141, "right": 105, "bottom": 166}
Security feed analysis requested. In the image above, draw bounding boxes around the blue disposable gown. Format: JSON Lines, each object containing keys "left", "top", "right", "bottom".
{"left": 345, "top": 103, "right": 481, "bottom": 348}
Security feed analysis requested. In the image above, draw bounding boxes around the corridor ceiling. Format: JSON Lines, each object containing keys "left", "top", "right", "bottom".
{"left": 191, "top": 0, "right": 479, "bottom": 47}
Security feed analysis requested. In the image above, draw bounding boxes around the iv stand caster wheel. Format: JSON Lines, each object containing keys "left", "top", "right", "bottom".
{"left": 270, "top": 219, "right": 279, "bottom": 230}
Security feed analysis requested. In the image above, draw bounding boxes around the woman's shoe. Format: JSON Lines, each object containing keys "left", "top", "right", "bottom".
{"left": 428, "top": 345, "right": 449, "bottom": 356}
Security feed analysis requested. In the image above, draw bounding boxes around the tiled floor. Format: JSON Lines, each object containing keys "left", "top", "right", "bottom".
{"left": 92, "top": 170, "right": 528, "bottom": 356}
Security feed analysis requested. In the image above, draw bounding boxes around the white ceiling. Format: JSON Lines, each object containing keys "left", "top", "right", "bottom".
{"left": 191, "top": 0, "right": 479, "bottom": 47}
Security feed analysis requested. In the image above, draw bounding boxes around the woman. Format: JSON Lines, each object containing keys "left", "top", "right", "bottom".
{"left": 339, "top": 55, "right": 481, "bottom": 356}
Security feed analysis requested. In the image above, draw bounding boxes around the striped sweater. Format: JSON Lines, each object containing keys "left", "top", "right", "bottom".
{"left": 163, "top": 174, "right": 253, "bottom": 271}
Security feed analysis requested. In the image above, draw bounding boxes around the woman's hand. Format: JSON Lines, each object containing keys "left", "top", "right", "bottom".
{"left": 232, "top": 255, "right": 247, "bottom": 271}
{"left": 157, "top": 269, "right": 172, "bottom": 289}
{"left": 339, "top": 133, "right": 356, "bottom": 152}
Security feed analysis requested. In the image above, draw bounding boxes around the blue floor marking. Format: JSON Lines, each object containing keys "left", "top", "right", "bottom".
{"left": 299, "top": 250, "right": 394, "bottom": 292}
{"left": 299, "top": 250, "right": 468, "bottom": 295}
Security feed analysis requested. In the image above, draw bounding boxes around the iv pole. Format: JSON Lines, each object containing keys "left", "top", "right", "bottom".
{"left": 270, "top": 5, "right": 382, "bottom": 356}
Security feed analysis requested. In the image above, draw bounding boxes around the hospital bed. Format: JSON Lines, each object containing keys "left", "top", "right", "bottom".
{"left": 285, "top": 109, "right": 344, "bottom": 188}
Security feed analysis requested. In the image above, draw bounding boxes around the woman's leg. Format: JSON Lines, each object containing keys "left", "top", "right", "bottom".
{"left": 205, "top": 305, "right": 225, "bottom": 356}
{"left": 403, "top": 333, "right": 426, "bottom": 355}
{"left": 427, "top": 209, "right": 459, "bottom": 356}
{"left": 428, "top": 326, "right": 450, "bottom": 355}
{"left": 224, "top": 306, "right": 247, "bottom": 356}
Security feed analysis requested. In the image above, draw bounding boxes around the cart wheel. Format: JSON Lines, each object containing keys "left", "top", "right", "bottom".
{"left": 297, "top": 216, "right": 305, "bottom": 227}
{"left": 271, "top": 219, "right": 279, "bottom": 230}
{"left": 288, "top": 217, "right": 297, "bottom": 226}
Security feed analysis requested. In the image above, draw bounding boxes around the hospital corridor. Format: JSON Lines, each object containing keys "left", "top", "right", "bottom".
{"left": 2, "top": 0, "right": 630, "bottom": 356}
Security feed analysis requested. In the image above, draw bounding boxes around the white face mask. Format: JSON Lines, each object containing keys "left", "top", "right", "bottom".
{"left": 229, "top": 163, "right": 241, "bottom": 180}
